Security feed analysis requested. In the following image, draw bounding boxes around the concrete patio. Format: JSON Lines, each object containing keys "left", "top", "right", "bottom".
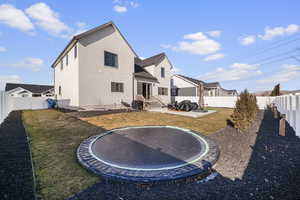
{"left": 147, "top": 107, "right": 216, "bottom": 118}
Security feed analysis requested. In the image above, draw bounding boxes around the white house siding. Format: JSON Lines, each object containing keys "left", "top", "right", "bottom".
{"left": 77, "top": 25, "right": 135, "bottom": 106}
{"left": 152, "top": 58, "right": 172, "bottom": 104}
{"left": 144, "top": 65, "right": 155, "bottom": 76}
{"left": 54, "top": 43, "right": 80, "bottom": 106}
{"left": 171, "top": 75, "right": 198, "bottom": 96}
{"left": 172, "top": 76, "right": 196, "bottom": 88}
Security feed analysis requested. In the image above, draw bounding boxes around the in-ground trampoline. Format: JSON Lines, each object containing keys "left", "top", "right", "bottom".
{"left": 77, "top": 126, "right": 219, "bottom": 183}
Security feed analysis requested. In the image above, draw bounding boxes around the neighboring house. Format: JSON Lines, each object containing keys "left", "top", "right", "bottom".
{"left": 52, "top": 21, "right": 172, "bottom": 107}
{"left": 5, "top": 83, "right": 54, "bottom": 97}
{"left": 171, "top": 74, "right": 237, "bottom": 97}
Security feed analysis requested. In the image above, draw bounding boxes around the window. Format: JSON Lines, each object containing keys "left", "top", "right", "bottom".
{"left": 171, "top": 88, "right": 178, "bottom": 96}
{"left": 111, "top": 82, "right": 124, "bottom": 92}
{"left": 66, "top": 54, "right": 68, "bottom": 66}
{"left": 74, "top": 45, "right": 77, "bottom": 58}
{"left": 161, "top": 67, "right": 165, "bottom": 78}
{"left": 158, "top": 87, "right": 168, "bottom": 96}
{"left": 59, "top": 86, "right": 62, "bottom": 95}
{"left": 104, "top": 51, "right": 118, "bottom": 67}
{"left": 60, "top": 60, "right": 63, "bottom": 70}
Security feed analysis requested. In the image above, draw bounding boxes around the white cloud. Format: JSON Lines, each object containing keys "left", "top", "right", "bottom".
{"left": 0, "top": 46, "right": 7, "bottom": 52}
{"left": 163, "top": 32, "right": 221, "bottom": 55}
{"left": 207, "top": 30, "right": 221, "bottom": 38}
{"left": 257, "top": 64, "right": 300, "bottom": 84}
{"left": 199, "top": 63, "right": 262, "bottom": 82}
{"left": 10, "top": 57, "right": 44, "bottom": 72}
{"left": 25, "top": 3, "right": 70, "bottom": 36}
{"left": 183, "top": 32, "right": 207, "bottom": 40}
{"left": 130, "top": 1, "right": 139, "bottom": 8}
{"left": 73, "top": 22, "right": 88, "bottom": 35}
{"left": 239, "top": 35, "right": 256, "bottom": 45}
{"left": 203, "top": 53, "right": 225, "bottom": 61}
{"left": 0, "top": 4, "right": 34, "bottom": 32}
{"left": 113, "top": 5, "right": 127, "bottom": 13}
{"left": 0, "top": 75, "right": 21, "bottom": 91}
{"left": 259, "top": 24, "right": 299, "bottom": 40}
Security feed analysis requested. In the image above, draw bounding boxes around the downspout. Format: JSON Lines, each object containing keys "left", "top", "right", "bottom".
{"left": 132, "top": 73, "right": 135, "bottom": 102}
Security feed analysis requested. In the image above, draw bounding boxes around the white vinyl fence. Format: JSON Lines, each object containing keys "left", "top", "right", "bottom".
{"left": 174, "top": 95, "right": 300, "bottom": 136}
{"left": 0, "top": 91, "right": 49, "bottom": 124}
{"left": 174, "top": 96, "right": 275, "bottom": 109}
{"left": 273, "top": 95, "right": 300, "bottom": 137}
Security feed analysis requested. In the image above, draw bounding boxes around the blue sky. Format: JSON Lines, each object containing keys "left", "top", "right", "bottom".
{"left": 0, "top": 0, "right": 299, "bottom": 92}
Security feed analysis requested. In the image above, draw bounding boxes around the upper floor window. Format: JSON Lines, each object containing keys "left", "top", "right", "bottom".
{"left": 161, "top": 67, "right": 165, "bottom": 78}
{"left": 74, "top": 45, "right": 77, "bottom": 58}
{"left": 66, "top": 54, "right": 68, "bottom": 66}
{"left": 111, "top": 82, "right": 124, "bottom": 92}
{"left": 104, "top": 51, "right": 118, "bottom": 68}
{"left": 60, "top": 60, "right": 63, "bottom": 70}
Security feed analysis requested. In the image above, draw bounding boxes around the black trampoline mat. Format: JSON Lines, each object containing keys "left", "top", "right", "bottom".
{"left": 91, "top": 127, "right": 206, "bottom": 170}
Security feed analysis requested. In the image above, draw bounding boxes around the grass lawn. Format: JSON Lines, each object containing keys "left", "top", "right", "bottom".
{"left": 80, "top": 108, "right": 233, "bottom": 134}
{"left": 22, "top": 107, "right": 232, "bottom": 200}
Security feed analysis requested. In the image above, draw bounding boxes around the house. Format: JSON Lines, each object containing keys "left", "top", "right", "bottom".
{"left": 171, "top": 74, "right": 238, "bottom": 97}
{"left": 52, "top": 21, "right": 172, "bottom": 108}
{"left": 5, "top": 83, "right": 54, "bottom": 97}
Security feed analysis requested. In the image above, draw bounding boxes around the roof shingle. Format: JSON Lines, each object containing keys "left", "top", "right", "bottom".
{"left": 5, "top": 83, "right": 53, "bottom": 93}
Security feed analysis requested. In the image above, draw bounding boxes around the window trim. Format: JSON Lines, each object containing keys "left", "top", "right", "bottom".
{"left": 104, "top": 51, "right": 118, "bottom": 68}
{"left": 161, "top": 67, "right": 165, "bottom": 78}
{"left": 111, "top": 82, "right": 124, "bottom": 93}
{"left": 158, "top": 87, "right": 168, "bottom": 96}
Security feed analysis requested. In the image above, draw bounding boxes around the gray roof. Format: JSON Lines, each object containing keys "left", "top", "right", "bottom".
{"left": 222, "top": 89, "right": 238, "bottom": 93}
{"left": 134, "top": 53, "right": 166, "bottom": 68}
{"left": 5, "top": 83, "right": 53, "bottom": 93}
{"left": 176, "top": 74, "right": 221, "bottom": 88}
{"left": 134, "top": 65, "right": 158, "bottom": 82}
{"left": 175, "top": 74, "right": 204, "bottom": 86}
{"left": 52, "top": 21, "right": 138, "bottom": 68}
{"left": 204, "top": 82, "right": 220, "bottom": 88}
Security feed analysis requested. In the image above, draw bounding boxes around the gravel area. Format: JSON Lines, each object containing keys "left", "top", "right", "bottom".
{"left": 0, "top": 111, "right": 35, "bottom": 200}
{"left": 68, "top": 110, "right": 300, "bottom": 200}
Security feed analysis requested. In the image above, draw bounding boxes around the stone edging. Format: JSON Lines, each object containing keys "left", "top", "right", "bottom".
{"left": 77, "top": 126, "right": 220, "bottom": 183}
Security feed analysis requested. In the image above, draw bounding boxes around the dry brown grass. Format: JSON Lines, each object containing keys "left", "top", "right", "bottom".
{"left": 81, "top": 107, "right": 233, "bottom": 134}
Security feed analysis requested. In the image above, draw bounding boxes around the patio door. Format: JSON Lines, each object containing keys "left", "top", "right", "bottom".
{"left": 137, "top": 82, "right": 152, "bottom": 100}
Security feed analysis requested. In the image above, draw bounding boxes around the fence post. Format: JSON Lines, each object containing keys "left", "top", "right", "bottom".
{"left": 279, "top": 114, "right": 286, "bottom": 136}
{"left": 274, "top": 106, "right": 279, "bottom": 119}
{"left": 296, "top": 95, "right": 300, "bottom": 136}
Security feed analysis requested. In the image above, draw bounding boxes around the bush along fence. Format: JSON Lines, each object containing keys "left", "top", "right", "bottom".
{"left": 231, "top": 90, "right": 258, "bottom": 132}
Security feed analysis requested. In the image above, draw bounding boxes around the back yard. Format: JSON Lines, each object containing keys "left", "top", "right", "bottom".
{"left": 23, "top": 108, "right": 232, "bottom": 200}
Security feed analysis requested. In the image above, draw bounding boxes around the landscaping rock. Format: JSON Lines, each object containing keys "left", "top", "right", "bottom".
{"left": 0, "top": 111, "right": 35, "bottom": 200}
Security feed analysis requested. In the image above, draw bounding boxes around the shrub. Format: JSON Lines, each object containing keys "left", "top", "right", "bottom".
{"left": 270, "top": 84, "right": 280, "bottom": 96}
{"left": 231, "top": 89, "right": 258, "bottom": 131}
